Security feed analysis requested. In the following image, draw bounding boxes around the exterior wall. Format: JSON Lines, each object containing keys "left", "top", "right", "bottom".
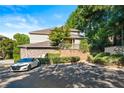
{"left": 30, "top": 34, "right": 49, "bottom": 43}
{"left": 20, "top": 48, "right": 88, "bottom": 61}
{"left": 104, "top": 46, "right": 124, "bottom": 54}
{"left": 60, "top": 49, "right": 88, "bottom": 61}
{"left": 74, "top": 39, "right": 80, "bottom": 44}
{"left": 20, "top": 48, "right": 58, "bottom": 58}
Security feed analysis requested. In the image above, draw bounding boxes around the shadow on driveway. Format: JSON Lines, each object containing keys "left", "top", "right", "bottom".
{"left": 0, "top": 63, "right": 124, "bottom": 88}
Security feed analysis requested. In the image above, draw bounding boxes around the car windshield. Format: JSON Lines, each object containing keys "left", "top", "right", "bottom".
{"left": 17, "top": 58, "right": 33, "bottom": 63}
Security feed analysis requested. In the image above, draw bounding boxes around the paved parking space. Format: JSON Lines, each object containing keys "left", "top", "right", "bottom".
{"left": 0, "top": 62, "right": 124, "bottom": 88}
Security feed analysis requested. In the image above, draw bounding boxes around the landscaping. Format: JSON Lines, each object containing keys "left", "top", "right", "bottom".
{"left": 37, "top": 53, "right": 80, "bottom": 65}
{"left": 88, "top": 52, "right": 124, "bottom": 66}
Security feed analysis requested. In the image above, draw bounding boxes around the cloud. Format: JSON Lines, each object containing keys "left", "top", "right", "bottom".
{"left": 53, "top": 14, "right": 63, "bottom": 19}
{"left": 1, "top": 15, "right": 41, "bottom": 29}
{"left": 0, "top": 15, "right": 46, "bottom": 38}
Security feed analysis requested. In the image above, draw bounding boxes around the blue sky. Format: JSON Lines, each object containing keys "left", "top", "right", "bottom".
{"left": 0, "top": 5, "right": 77, "bottom": 38}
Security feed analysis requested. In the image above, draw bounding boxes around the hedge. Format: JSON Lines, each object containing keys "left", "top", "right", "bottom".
{"left": 37, "top": 58, "right": 50, "bottom": 64}
{"left": 37, "top": 56, "right": 80, "bottom": 64}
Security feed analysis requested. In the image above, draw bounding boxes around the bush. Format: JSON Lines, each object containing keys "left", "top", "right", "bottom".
{"left": 93, "top": 52, "right": 124, "bottom": 65}
{"left": 93, "top": 57, "right": 108, "bottom": 65}
{"left": 70, "top": 56, "right": 80, "bottom": 63}
{"left": 80, "top": 39, "right": 90, "bottom": 53}
{"left": 37, "top": 58, "right": 50, "bottom": 64}
{"left": 52, "top": 57, "right": 61, "bottom": 64}
{"left": 87, "top": 54, "right": 94, "bottom": 62}
{"left": 94, "top": 52, "right": 110, "bottom": 58}
{"left": 13, "top": 53, "right": 20, "bottom": 62}
{"left": 46, "top": 53, "right": 60, "bottom": 59}
{"left": 50, "top": 56, "right": 80, "bottom": 64}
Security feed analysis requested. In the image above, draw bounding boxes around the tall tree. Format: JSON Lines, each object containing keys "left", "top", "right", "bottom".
{"left": 49, "top": 26, "right": 70, "bottom": 46}
{"left": 66, "top": 5, "right": 113, "bottom": 52}
{"left": 13, "top": 33, "right": 30, "bottom": 45}
{"left": 0, "top": 38, "right": 14, "bottom": 59}
{"left": 13, "top": 33, "right": 30, "bottom": 61}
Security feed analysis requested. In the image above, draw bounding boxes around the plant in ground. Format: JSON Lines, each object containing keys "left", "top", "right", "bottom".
{"left": 93, "top": 52, "right": 124, "bottom": 65}
{"left": 80, "top": 39, "right": 90, "bottom": 53}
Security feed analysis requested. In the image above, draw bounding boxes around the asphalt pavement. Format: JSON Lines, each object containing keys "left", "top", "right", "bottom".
{"left": 0, "top": 63, "right": 124, "bottom": 88}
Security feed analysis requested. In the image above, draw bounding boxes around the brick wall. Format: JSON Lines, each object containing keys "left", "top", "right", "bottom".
{"left": 60, "top": 49, "right": 88, "bottom": 61}
{"left": 20, "top": 48, "right": 58, "bottom": 58}
{"left": 20, "top": 48, "right": 89, "bottom": 61}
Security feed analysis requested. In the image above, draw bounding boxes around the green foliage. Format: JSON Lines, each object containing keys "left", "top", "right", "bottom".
{"left": 70, "top": 56, "right": 80, "bottom": 63}
{"left": 80, "top": 39, "right": 90, "bottom": 53}
{"left": 44, "top": 53, "right": 80, "bottom": 64}
{"left": 87, "top": 54, "right": 94, "bottom": 62}
{"left": 93, "top": 53, "right": 124, "bottom": 65}
{"left": 66, "top": 5, "right": 124, "bottom": 52}
{"left": 52, "top": 56, "right": 80, "bottom": 64}
{"left": 49, "top": 26, "right": 70, "bottom": 46}
{"left": 0, "top": 38, "right": 14, "bottom": 59}
{"left": 13, "top": 47, "right": 20, "bottom": 62}
{"left": 13, "top": 33, "right": 30, "bottom": 61}
{"left": 13, "top": 33, "right": 30, "bottom": 45}
{"left": 46, "top": 53, "right": 60, "bottom": 59}
{"left": 37, "top": 58, "right": 50, "bottom": 64}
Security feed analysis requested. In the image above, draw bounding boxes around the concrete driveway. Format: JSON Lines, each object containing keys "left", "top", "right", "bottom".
{"left": 0, "top": 62, "right": 124, "bottom": 88}
{"left": 0, "top": 59, "right": 14, "bottom": 68}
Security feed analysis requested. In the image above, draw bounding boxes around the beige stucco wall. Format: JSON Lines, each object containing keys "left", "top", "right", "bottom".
{"left": 20, "top": 48, "right": 58, "bottom": 58}
{"left": 30, "top": 34, "right": 49, "bottom": 43}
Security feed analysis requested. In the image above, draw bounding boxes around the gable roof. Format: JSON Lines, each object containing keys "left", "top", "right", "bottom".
{"left": 29, "top": 28, "right": 80, "bottom": 35}
{"left": 29, "top": 28, "right": 53, "bottom": 35}
{"left": 18, "top": 41, "right": 58, "bottom": 49}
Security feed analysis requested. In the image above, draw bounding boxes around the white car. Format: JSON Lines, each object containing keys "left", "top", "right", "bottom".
{"left": 11, "top": 58, "right": 40, "bottom": 71}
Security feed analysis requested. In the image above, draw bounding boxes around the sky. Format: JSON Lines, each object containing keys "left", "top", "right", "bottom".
{"left": 0, "top": 5, "right": 77, "bottom": 38}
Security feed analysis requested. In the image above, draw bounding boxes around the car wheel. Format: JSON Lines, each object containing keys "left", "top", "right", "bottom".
{"left": 28, "top": 65, "right": 31, "bottom": 71}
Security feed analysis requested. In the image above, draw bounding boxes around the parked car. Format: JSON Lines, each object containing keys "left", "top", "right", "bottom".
{"left": 11, "top": 58, "right": 40, "bottom": 71}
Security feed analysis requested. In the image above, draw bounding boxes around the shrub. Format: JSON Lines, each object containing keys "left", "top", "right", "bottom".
{"left": 87, "top": 54, "right": 94, "bottom": 62}
{"left": 50, "top": 56, "right": 80, "bottom": 64}
{"left": 93, "top": 57, "right": 108, "bottom": 65}
{"left": 93, "top": 52, "right": 124, "bottom": 65}
{"left": 70, "top": 56, "right": 80, "bottom": 63}
{"left": 62, "top": 57, "right": 72, "bottom": 63}
{"left": 94, "top": 52, "right": 110, "bottom": 58}
{"left": 37, "top": 58, "right": 50, "bottom": 64}
{"left": 46, "top": 53, "right": 60, "bottom": 59}
{"left": 52, "top": 57, "right": 61, "bottom": 64}
{"left": 119, "top": 57, "right": 124, "bottom": 65}
{"left": 80, "top": 39, "right": 90, "bottom": 53}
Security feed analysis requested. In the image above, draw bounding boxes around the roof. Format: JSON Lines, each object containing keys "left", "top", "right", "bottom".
{"left": 18, "top": 41, "right": 58, "bottom": 49}
{"left": 29, "top": 28, "right": 53, "bottom": 35}
{"left": 29, "top": 28, "right": 80, "bottom": 35}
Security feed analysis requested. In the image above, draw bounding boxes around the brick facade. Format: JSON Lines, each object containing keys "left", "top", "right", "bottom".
{"left": 20, "top": 48, "right": 58, "bottom": 58}
{"left": 60, "top": 49, "right": 88, "bottom": 61}
{"left": 21, "top": 48, "right": 88, "bottom": 61}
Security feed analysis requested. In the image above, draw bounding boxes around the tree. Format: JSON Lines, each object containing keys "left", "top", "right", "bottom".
{"left": 66, "top": 5, "right": 113, "bottom": 52}
{"left": 13, "top": 33, "right": 30, "bottom": 61}
{"left": 13, "top": 33, "right": 30, "bottom": 45}
{"left": 0, "top": 38, "right": 14, "bottom": 59}
{"left": 49, "top": 27, "right": 70, "bottom": 46}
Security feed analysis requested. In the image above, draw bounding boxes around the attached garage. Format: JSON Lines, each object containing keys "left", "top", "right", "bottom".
{"left": 19, "top": 41, "right": 59, "bottom": 58}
